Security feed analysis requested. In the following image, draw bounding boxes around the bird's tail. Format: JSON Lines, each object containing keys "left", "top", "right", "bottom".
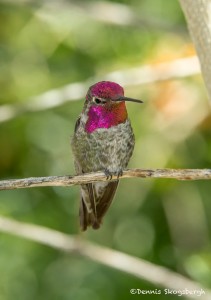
{"left": 79, "top": 181, "right": 119, "bottom": 231}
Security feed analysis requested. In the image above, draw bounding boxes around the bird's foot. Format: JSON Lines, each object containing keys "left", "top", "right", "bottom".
{"left": 104, "top": 168, "right": 123, "bottom": 180}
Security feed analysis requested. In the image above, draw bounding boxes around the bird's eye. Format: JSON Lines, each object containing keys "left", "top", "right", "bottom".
{"left": 93, "top": 97, "right": 103, "bottom": 104}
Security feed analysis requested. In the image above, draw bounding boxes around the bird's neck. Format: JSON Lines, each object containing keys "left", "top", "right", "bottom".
{"left": 85, "top": 102, "right": 128, "bottom": 133}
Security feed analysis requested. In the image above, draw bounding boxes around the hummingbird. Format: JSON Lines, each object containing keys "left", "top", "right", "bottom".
{"left": 71, "top": 81, "right": 143, "bottom": 231}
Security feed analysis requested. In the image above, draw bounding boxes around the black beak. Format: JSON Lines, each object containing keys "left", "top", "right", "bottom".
{"left": 112, "top": 96, "right": 143, "bottom": 104}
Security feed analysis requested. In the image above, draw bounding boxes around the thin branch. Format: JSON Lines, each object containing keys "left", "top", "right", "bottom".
{"left": 179, "top": 0, "right": 211, "bottom": 101}
{"left": 0, "top": 215, "right": 210, "bottom": 300}
{"left": 0, "top": 168, "right": 211, "bottom": 191}
{"left": 0, "top": 56, "right": 200, "bottom": 123}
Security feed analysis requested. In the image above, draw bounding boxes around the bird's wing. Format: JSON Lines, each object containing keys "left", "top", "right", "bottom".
{"left": 95, "top": 181, "right": 119, "bottom": 221}
{"left": 74, "top": 116, "right": 81, "bottom": 133}
{"left": 80, "top": 183, "right": 98, "bottom": 231}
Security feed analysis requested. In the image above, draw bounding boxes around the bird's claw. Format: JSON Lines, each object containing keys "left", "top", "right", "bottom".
{"left": 116, "top": 169, "right": 123, "bottom": 178}
{"left": 104, "top": 168, "right": 113, "bottom": 180}
{"left": 104, "top": 169, "right": 123, "bottom": 180}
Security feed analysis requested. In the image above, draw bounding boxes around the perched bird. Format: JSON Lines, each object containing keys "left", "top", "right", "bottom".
{"left": 71, "top": 81, "right": 143, "bottom": 231}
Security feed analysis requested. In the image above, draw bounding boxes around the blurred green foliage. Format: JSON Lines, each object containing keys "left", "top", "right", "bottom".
{"left": 0, "top": 1, "right": 211, "bottom": 300}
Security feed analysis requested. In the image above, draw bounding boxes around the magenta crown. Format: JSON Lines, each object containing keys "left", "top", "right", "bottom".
{"left": 87, "top": 81, "right": 124, "bottom": 100}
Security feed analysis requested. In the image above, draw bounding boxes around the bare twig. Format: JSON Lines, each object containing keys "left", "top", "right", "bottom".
{"left": 0, "top": 169, "right": 211, "bottom": 191}
{"left": 0, "top": 215, "right": 210, "bottom": 299}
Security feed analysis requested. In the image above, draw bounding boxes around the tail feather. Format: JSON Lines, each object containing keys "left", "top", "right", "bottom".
{"left": 79, "top": 181, "right": 119, "bottom": 231}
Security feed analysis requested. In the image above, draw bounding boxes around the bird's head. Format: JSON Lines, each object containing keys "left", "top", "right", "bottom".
{"left": 84, "top": 81, "right": 143, "bottom": 133}
{"left": 86, "top": 81, "right": 143, "bottom": 106}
